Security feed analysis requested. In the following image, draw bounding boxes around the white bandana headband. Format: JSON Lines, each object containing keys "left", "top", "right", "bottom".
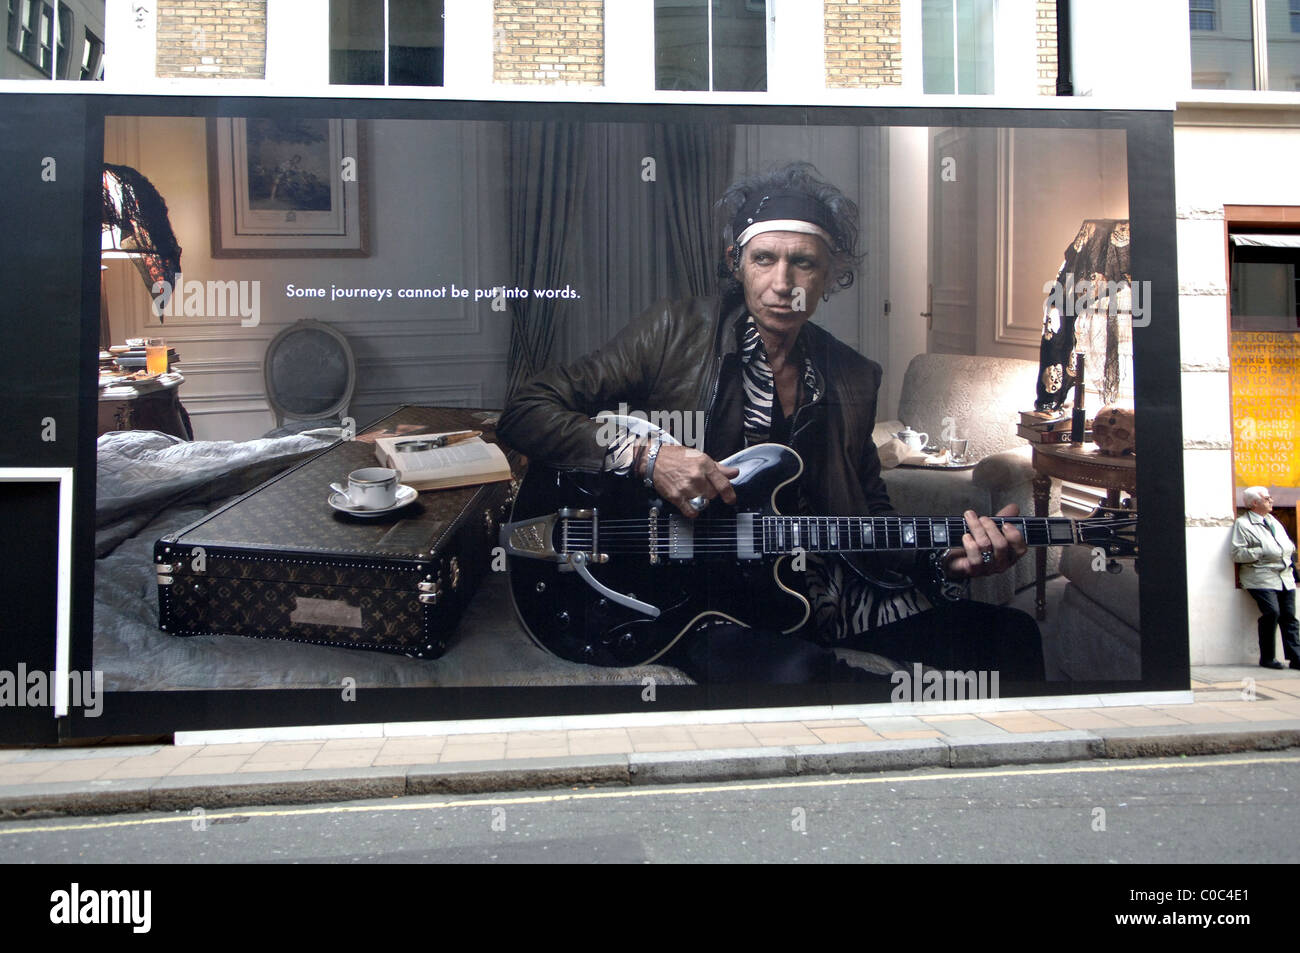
{"left": 735, "top": 219, "right": 835, "bottom": 249}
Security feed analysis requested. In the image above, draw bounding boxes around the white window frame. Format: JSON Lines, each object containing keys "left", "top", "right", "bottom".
{"left": 328, "top": 0, "right": 445, "bottom": 88}
{"left": 651, "top": 0, "right": 773, "bottom": 93}
{"left": 902, "top": 0, "right": 1037, "bottom": 98}
{"left": 1188, "top": 0, "right": 1297, "bottom": 90}
{"left": 920, "top": 0, "right": 998, "bottom": 95}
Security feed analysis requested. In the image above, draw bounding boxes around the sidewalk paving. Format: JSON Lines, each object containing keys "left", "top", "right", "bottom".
{"left": 2, "top": 666, "right": 1299, "bottom": 818}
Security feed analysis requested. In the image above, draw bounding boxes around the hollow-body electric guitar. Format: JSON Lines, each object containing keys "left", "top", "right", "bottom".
{"left": 501, "top": 443, "right": 1138, "bottom": 667}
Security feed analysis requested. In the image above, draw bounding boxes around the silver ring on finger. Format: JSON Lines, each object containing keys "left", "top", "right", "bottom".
{"left": 980, "top": 550, "right": 994, "bottom": 565}
{"left": 688, "top": 495, "right": 709, "bottom": 512}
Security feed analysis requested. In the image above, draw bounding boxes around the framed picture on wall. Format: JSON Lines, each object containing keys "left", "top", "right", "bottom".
{"left": 207, "top": 117, "right": 368, "bottom": 257}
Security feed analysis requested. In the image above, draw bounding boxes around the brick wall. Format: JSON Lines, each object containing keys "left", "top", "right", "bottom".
{"left": 156, "top": 0, "right": 267, "bottom": 79}
{"left": 1036, "top": 0, "right": 1058, "bottom": 95}
{"left": 494, "top": 0, "right": 603, "bottom": 85}
{"left": 824, "top": 0, "right": 901, "bottom": 89}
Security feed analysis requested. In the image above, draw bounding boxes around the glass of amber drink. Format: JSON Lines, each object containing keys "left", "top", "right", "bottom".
{"left": 145, "top": 337, "right": 168, "bottom": 375}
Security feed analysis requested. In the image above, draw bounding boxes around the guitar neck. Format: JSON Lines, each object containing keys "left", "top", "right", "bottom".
{"left": 761, "top": 515, "right": 1077, "bottom": 555}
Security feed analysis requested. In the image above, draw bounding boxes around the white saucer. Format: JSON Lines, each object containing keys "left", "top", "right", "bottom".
{"left": 328, "top": 484, "right": 418, "bottom": 517}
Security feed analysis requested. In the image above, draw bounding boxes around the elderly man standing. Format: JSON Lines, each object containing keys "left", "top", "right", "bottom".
{"left": 500, "top": 162, "right": 1041, "bottom": 685}
{"left": 1232, "top": 486, "right": 1300, "bottom": 670}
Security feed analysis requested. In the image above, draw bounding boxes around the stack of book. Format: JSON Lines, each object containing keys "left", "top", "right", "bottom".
{"left": 112, "top": 346, "right": 180, "bottom": 371}
{"left": 1016, "top": 410, "right": 1091, "bottom": 445}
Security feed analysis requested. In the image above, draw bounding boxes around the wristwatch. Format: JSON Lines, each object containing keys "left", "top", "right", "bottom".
{"left": 929, "top": 549, "right": 967, "bottom": 602}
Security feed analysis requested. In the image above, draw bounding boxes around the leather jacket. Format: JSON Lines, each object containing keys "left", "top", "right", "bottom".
{"left": 499, "top": 294, "right": 897, "bottom": 523}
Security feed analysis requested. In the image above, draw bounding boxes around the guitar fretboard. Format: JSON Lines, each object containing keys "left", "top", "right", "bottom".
{"left": 761, "top": 515, "right": 1077, "bottom": 554}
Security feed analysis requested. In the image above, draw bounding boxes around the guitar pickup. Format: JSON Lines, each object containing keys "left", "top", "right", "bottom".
{"left": 668, "top": 514, "right": 694, "bottom": 560}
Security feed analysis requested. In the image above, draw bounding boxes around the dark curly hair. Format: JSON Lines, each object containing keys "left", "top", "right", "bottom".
{"left": 715, "top": 161, "right": 862, "bottom": 299}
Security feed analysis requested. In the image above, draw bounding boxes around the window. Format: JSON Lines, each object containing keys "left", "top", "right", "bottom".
{"left": 1231, "top": 232, "right": 1300, "bottom": 331}
{"left": 7, "top": 0, "right": 95, "bottom": 79}
{"left": 922, "top": 0, "right": 995, "bottom": 95}
{"left": 1190, "top": 0, "right": 1300, "bottom": 89}
{"left": 329, "top": 0, "right": 444, "bottom": 87}
{"left": 1190, "top": 0, "right": 1217, "bottom": 30}
{"left": 53, "top": 2, "right": 68, "bottom": 77}
{"left": 654, "top": 0, "right": 768, "bottom": 92}
{"left": 34, "top": 0, "right": 51, "bottom": 71}
{"left": 8, "top": 0, "right": 49, "bottom": 69}
{"left": 80, "top": 27, "right": 100, "bottom": 81}
{"left": 1226, "top": 210, "right": 1300, "bottom": 510}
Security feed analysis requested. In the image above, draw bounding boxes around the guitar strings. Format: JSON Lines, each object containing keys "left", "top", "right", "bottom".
{"left": 553, "top": 517, "right": 1135, "bottom": 555}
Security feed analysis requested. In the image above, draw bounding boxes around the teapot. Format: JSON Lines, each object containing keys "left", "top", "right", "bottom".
{"left": 894, "top": 425, "right": 929, "bottom": 453}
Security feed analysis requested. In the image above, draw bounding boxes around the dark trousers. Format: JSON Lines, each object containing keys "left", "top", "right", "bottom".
{"left": 1247, "top": 588, "right": 1300, "bottom": 666}
{"left": 664, "top": 601, "right": 1044, "bottom": 685}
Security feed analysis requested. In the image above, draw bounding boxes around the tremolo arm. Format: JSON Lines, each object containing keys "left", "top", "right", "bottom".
{"left": 500, "top": 508, "right": 660, "bottom": 618}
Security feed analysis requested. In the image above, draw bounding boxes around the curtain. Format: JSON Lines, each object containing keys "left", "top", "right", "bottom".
{"left": 505, "top": 122, "right": 589, "bottom": 397}
{"left": 650, "top": 122, "right": 737, "bottom": 299}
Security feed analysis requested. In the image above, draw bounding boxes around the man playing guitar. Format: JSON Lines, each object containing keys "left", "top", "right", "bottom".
{"left": 499, "top": 162, "right": 1042, "bottom": 686}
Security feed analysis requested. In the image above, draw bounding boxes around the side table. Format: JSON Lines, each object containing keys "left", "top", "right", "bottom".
{"left": 98, "top": 374, "right": 194, "bottom": 440}
{"left": 1031, "top": 443, "right": 1137, "bottom": 620}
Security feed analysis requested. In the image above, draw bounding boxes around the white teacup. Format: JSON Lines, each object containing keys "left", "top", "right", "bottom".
{"left": 331, "top": 467, "right": 399, "bottom": 509}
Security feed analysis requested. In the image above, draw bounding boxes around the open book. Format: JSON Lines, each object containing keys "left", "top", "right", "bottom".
{"left": 373, "top": 433, "right": 511, "bottom": 491}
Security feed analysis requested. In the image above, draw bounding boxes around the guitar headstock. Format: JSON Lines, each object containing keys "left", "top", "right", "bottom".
{"left": 1077, "top": 506, "right": 1139, "bottom": 558}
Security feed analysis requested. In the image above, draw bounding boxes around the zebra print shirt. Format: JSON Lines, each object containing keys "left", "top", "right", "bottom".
{"left": 738, "top": 315, "right": 929, "bottom": 642}
{"left": 738, "top": 315, "right": 822, "bottom": 447}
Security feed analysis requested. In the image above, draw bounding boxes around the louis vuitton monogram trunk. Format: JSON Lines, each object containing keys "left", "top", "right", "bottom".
{"left": 154, "top": 406, "right": 520, "bottom": 659}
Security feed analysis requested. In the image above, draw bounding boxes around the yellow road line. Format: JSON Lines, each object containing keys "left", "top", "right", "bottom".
{"left": 2, "top": 753, "right": 1298, "bottom": 837}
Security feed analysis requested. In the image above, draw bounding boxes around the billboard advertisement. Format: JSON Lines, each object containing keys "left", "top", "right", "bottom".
{"left": 0, "top": 95, "right": 1184, "bottom": 738}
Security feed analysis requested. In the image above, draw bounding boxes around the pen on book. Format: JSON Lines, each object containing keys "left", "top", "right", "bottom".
{"left": 393, "top": 431, "right": 482, "bottom": 452}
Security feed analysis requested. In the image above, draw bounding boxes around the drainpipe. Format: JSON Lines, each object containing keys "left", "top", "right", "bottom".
{"left": 1055, "top": 0, "right": 1073, "bottom": 96}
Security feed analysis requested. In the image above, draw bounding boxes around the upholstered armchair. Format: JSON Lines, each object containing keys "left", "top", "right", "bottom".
{"left": 879, "top": 353, "right": 1060, "bottom": 605}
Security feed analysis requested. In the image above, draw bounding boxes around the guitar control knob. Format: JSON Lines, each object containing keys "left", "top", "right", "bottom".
{"left": 556, "top": 610, "right": 570, "bottom": 626}
{"left": 597, "top": 598, "right": 608, "bottom": 608}
{"left": 535, "top": 581, "right": 546, "bottom": 593}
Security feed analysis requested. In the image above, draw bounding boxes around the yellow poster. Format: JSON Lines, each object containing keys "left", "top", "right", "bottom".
{"left": 1231, "top": 332, "right": 1300, "bottom": 492}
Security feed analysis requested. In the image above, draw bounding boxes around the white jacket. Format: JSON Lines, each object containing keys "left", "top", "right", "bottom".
{"left": 1231, "top": 511, "right": 1297, "bottom": 591}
